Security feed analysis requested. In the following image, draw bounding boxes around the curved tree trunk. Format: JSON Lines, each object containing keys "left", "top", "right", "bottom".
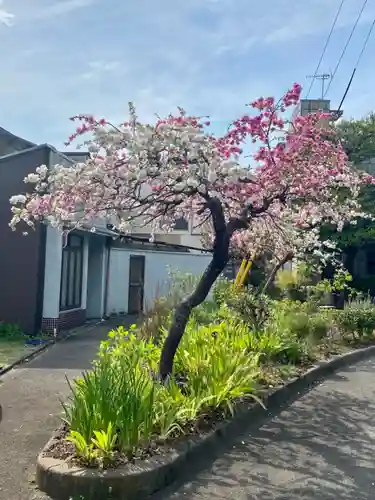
{"left": 158, "top": 198, "right": 247, "bottom": 380}
{"left": 158, "top": 254, "right": 229, "bottom": 379}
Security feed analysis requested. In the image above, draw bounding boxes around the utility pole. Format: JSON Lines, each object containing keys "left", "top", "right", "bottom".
{"left": 306, "top": 73, "right": 331, "bottom": 99}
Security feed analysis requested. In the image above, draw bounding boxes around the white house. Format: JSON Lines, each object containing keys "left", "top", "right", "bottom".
{"left": 41, "top": 225, "right": 211, "bottom": 333}
{"left": 0, "top": 133, "right": 211, "bottom": 334}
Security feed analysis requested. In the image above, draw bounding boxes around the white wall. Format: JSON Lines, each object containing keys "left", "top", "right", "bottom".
{"left": 106, "top": 249, "right": 211, "bottom": 315}
{"left": 42, "top": 226, "right": 63, "bottom": 318}
{"left": 43, "top": 228, "right": 90, "bottom": 318}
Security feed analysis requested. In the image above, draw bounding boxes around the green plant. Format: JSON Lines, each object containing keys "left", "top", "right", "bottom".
{"left": 66, "top": 430, "right": 96, "bottom": 464}
{"left": 172, "top": 320, "right": 262, "bottom": 416}
{"left": 334, "top": 297, "right": 375, "bottom": 340}
{"left": 225, "top": 287, "right": 271, "bottom": 332}
{"left": 91, "top": 422, "right": 118, "bottom": 464}
{"left": 63, "top": 336, "right": 157, "bottom": 463}
{"left": 0, "top": 322, "right": 23, "bottom": 340}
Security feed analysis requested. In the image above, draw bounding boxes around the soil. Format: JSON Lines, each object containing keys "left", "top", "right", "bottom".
{"left": 42, "top": 403, "right": 251, "bottom": 469}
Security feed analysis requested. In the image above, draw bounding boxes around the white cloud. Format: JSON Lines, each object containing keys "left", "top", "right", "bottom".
{"left": 0, "top": 0, "right": 14, "bottom": 26}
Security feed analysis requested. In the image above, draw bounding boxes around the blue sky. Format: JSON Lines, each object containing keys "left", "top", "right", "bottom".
{"left": 1, "top": 0, "right": 375, "bottom": 151}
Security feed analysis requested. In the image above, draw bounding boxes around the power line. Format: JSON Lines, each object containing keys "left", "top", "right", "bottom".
{"left": 305, "top": 0, "right": 346, "bottom": 99}
{"left": 324, "top": 0, "right": 369, "bottom": 98}
{"left": 337, "top": 18, "right": 375, "bottom": 113}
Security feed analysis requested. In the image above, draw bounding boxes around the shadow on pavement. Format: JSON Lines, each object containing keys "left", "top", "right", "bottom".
{"left": 152, "top": 359, "right": 375, "bottom": 499}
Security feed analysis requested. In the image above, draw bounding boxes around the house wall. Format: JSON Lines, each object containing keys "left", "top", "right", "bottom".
{"left": 41, "top": 229, "right": 90, "bottom": 333}
{"left": 106, "top": 248, "right": 211, "bottom": 315}
{"left": 0, "top": 147, "right": 49, "bottom": 334}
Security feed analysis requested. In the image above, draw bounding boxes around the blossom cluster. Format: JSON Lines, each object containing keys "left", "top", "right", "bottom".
{"left": 9, "top": 84, "right": 372, "bottom": 262}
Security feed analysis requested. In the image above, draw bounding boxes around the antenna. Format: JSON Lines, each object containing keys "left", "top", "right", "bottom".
{"left": 306, "top": 73, "right": 331, "bottom": 99}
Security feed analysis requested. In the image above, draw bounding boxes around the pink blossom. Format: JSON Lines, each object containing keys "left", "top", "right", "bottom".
{"left": 9, "top": 84, "right": 373, "bottom": 259}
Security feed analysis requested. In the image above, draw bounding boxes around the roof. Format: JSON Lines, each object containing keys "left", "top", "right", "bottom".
{"left": 0, "top": 143, "right": 89, "bottom": 166}
{"left": 0, "top": 126, "right": 36, "bottom": 157}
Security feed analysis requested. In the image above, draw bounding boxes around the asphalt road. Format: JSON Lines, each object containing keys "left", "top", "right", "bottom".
{"left": 152, "top": 357, "right": 375, "bottom": 500}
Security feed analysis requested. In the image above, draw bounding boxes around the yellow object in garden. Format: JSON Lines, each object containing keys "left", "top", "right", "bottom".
{"left": 234, "top": 259, "right": 253, "bottom": 288}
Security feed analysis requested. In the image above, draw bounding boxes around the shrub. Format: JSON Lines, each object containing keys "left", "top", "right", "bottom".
{"left": 139, "top": 296, "right": 173, "bottom": 340}
{"left": 266, "top": 299, "right": 331, "bottom": 363}
{"left": 0, "top": 322, "right": 23, "bottom": 340}
{"left": 190, "top": 300, "right": 220, "bottom": 325}
{"left": 212, "top": 277, "right": 234, "bottom": 306}
{"left": 227, "top": 288, "right": 271, "bottom": 332}
{"left": 334, "top": 297, "right": 375, "bottom": 340}
{"left": 140, "top": 271, "right": 204, "bottom": 340}
{"left": 275, "top": 265, "right": 310, "bottom": 301}
{"left": 308, "top": 313, "right": 331, "bottom": 341}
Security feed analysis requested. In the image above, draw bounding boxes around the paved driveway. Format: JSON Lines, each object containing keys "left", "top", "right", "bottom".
{"left": 0, "top": 318, "right": 131, "bottom": 500}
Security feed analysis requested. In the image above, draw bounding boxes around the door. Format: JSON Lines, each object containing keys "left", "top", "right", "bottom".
{"left": 128, "top": 255, "right": 145, "bottom": 314}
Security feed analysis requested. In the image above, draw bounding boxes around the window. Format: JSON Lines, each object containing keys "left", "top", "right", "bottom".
{"left": 60, "top": 234, "right": 84, "bottom": 310}
{"left": 174, "top": 217, "right": 189, "bottom": 230}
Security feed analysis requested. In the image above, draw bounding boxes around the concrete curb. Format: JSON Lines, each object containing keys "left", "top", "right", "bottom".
{"left": 36, "top": 344, "right": 375, "bottom": 500}
{"left": 0, "top": 340, "right": 53, "bottom": 377}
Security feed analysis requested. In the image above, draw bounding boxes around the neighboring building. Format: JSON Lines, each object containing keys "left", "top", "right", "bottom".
{"left": 293, "top": 99, "right": 343, "bottom": 121}
{"left": 0, "top": 132, "right": 211, "bottom": 335}
{"left": 0, "top": 126, "right": 36, "bottom": 156}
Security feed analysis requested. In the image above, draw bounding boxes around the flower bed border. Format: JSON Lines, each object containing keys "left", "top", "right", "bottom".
{"left": 36, "top": 344, "right": 375, "bottom": 500}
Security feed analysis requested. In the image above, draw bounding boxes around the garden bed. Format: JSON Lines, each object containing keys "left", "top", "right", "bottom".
{"left": 36, "top": 343, "right": 375, "bottom": 500}
{"left": 35, "top": 276, "right": 375, "bottom": 499}
{"left": 39, "top": 338, "right": 365, "bottom": 467}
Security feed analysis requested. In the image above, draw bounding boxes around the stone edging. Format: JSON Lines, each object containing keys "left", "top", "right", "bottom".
{"left": 36, "top": 344, "right": 375, "bottom": 500}
{"left": 0, "top": 341, "right": 53, "bottom": 377}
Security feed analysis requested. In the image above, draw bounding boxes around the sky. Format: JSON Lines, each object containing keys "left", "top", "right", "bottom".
{"left": 1, "top": 0, "right": 375, "bottom": 151}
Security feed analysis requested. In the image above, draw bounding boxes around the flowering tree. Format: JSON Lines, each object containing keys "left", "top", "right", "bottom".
{"left": 9, "top": 84, "right": 371, "bottom": 380}
{"left": 229, "top": 216, "right": 340, "bottom": 292}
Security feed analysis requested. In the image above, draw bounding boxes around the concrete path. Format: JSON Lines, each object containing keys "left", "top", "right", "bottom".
{"left": 153, "top": 357, "right": 375, "bottom": 500}
{"left": 0, "top": 318, "right": 129, "bottom": 500}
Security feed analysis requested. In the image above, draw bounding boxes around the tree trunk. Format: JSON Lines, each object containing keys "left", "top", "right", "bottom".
{"left": 158, "top": 254, "right": 229, "bottom": 380}
{"left": 158, "top": 198, "right": 247, "bottom": 381}
{"left": 262, "top": 252, "right": 294, "bottom": 295}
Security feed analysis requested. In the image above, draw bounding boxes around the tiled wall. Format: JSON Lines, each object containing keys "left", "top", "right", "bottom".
{"left": 41, "top": 309, "right": 86, "bottom": 334}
